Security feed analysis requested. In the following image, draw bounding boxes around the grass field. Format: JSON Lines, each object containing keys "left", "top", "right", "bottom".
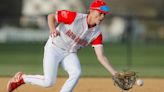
{"left": 0, "top": 42, "right": 164, "bottom": 77}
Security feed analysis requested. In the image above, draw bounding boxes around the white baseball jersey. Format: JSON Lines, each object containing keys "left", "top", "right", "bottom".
{"left": 52, "top": 10, "right": 103, "bottom": 52}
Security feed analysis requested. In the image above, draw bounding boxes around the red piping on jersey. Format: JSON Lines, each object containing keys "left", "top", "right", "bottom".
{"left": 86, "top": 15, "right": 89, "bottom": 27}
{"left": 91, "top": 33, "right": 102, "bottom": 45}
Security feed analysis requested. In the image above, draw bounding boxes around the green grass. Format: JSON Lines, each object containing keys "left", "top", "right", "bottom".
{"left": 0, "top": 42, "right": 164, "bottom": 77}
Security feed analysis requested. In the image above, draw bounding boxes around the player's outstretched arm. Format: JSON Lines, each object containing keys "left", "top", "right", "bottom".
{"left": 93, "top": 46, "right": 117, "bottom": 76}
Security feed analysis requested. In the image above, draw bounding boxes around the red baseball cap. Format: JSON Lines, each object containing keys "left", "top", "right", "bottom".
{"left": 90, "top": 0, "right": 110, "bottom": 14}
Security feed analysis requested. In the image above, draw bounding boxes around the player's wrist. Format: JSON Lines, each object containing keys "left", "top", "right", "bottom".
{"left": 111, "top": 70, "right": 118, "bottom": 76}
{"left": 50, "top": 29, "right": 60, "bottom": 37}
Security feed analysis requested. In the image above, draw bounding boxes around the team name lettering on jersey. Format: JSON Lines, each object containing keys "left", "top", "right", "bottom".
{"left": 66, "top": 30, "right": 88, "bottom": 46}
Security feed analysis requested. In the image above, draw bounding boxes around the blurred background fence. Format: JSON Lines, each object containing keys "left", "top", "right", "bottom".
{"left": 0, "top": 0, "right": 164, "bottom": 77}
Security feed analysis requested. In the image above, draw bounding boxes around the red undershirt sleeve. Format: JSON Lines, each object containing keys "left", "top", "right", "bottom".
{"left": 56, "top": 10, "right": 77, "bottom": 24}
{"left": 91, "top": 33, "right": 103, "bottom": 47}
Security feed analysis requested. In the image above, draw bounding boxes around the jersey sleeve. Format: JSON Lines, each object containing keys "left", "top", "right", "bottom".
{"left": 55, "top": 10, "right": 77, "bottom": 24}
{"left": 91, "top": 33, "right": 103, "bottom": 47}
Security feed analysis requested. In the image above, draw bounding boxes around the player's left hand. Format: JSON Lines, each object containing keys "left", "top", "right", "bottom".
{"left": 112, "top": 71, "right": 137, "bottom": 91}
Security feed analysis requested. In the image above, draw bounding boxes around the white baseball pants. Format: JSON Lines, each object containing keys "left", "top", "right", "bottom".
{"left": 23, "top": 38, "right": 81, "bottom": 92}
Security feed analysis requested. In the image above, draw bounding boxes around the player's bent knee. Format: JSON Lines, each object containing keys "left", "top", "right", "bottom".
{"left": 44, "top": 83, "right": 54, "bottom": 88}
{"left": 70, "top": 70, "right": 81, "bottom": 79}
{"left": 43, "top": 80, "right": 56, "bottom": 88}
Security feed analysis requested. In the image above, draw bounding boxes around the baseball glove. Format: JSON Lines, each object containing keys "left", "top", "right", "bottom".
{"left": 112, "top": 71, "right": 137, "bottom": 90}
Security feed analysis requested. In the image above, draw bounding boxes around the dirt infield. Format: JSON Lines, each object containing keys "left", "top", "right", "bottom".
{"left": 1, "top": 77, "right": 164, "bottom": 92}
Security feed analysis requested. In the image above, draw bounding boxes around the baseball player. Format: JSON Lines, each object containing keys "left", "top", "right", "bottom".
{"left": 7, "top": 0, "right": 117, "bottom": 92}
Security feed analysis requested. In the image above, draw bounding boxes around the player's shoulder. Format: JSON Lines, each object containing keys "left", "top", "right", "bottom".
{"left": 57, "top": 10, "right": 87, "bottom": 18}
{"left": 57, "top": 10, "right": 77, "bottom": 16}
{"left": 56, "top": 10, "right": 87, "bottom": 23}
{"left": 74, "top": 12, "right": 87, "bottom": 22}
{"left": 56, "top": 10, "right": 86, "bottom": 15}
{"left": 76, "top": 12, "right": 87, "bottom": 18}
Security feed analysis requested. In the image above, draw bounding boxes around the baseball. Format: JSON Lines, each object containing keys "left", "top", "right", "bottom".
{"left": 136, "top": 79, "right": 144, "bottom": 86}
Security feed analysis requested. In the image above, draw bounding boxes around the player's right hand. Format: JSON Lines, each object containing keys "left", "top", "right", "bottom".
{"left": 51, "top": 30, "right": 60, "bottom": 37}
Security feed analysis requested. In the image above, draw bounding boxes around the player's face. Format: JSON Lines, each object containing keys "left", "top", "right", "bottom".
{"left": 90, "top": 10, "right": 106, "bottom": 25}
